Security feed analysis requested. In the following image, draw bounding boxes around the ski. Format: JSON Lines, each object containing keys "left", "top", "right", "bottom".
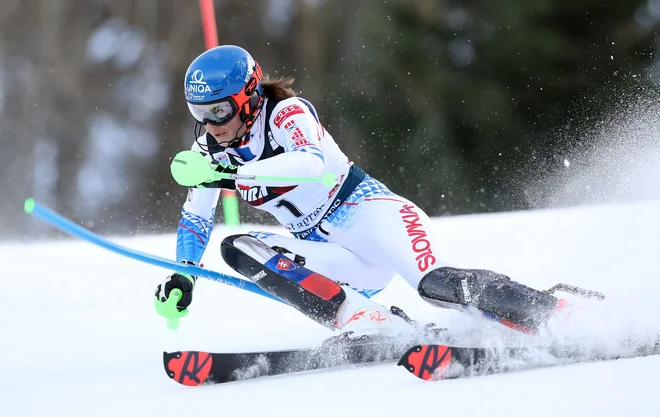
{"left": 398, "top": 344, "right": 528, "bottom": 380}
{"left": 164, "top": 335, "right": 660, "bottom": 386}
{"left": 163, "top": 335, "right": 411, "bottom": 386}
{"left": 398, "top": 338, "right": 660, "bottom": 381}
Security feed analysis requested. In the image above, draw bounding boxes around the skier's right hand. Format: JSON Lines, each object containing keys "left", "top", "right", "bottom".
{"left": 196, "top": 161, "right": 238, "bottom": 190}
{"left": 155, "top": 272, "right": 196, "bottom": 314}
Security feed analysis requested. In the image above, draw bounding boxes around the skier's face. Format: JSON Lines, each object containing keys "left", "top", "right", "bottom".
{"left": 204, "top": 113, "right": 246, "bottom": 147}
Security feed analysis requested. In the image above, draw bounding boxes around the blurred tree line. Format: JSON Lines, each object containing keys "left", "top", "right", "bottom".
{"left": 0, "top": 0, "right": 658, "bottom": 239}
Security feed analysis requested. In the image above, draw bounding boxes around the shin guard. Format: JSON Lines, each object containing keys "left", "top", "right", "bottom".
{"left": 221, "top": 234, "right": 346, "bottom": 329}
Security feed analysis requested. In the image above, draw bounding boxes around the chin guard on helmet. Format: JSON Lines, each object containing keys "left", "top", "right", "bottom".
{"left": 231, "top": 62, "right": 264, "bottom": 148}
{"left": 238, "top": 62, "right": 264, "bottom": 127}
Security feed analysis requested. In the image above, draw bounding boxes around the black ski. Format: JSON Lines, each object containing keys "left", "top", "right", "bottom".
{"left": 164, "top": 335, "right": 660, "bottom": 386}
{"left": 398, "top": 338, "right": 660, "bottom": 381}
{"left": 163, "top": 335, "right": 410, "bottom": 386}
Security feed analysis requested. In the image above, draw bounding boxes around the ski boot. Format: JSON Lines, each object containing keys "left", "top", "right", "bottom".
{"left": 417, "top": 267, "right": 604, "bottom": 335}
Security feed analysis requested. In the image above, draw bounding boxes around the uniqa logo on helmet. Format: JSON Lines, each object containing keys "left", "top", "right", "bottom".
{"left": 186, "top": 69, "right": 212, "bottom": 100}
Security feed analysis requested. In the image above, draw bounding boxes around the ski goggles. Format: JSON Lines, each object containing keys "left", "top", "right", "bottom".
{"left": 187, "top": 97, "right": 239, "bottom": 126}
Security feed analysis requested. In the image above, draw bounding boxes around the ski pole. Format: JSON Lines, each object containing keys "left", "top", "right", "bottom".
{"left": 170, "top": 150, "right": 338, "bottom": 188}
{"left": 23, "top": 198, "right": 284, "bottom": 305}
{"left": 544, "top": 283, "right": 606, "bottom": 300}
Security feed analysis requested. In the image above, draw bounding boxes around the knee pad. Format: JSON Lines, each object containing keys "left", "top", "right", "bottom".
{"left": 221, "top": 234, "right": 346, "bottom": 329}
{"left": 221, "top": 234, "right": 276, "bottom": 279}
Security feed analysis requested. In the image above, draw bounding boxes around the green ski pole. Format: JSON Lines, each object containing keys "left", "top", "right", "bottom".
{"left": 170, "top": 150, "right": 338, "bottom": 188}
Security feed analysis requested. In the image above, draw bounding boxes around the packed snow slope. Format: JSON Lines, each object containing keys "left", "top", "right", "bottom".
{"left": 3, "top": 199, "right": 660, "bottom": 417}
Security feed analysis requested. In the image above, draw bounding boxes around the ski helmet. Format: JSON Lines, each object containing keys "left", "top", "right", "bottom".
{"left": 184, "top": 45, "right": 264, "bottom": 147}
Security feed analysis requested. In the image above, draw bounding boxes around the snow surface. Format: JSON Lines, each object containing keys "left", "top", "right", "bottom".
{"left": 3, "top": 199, "right": 660, "bottom": 417}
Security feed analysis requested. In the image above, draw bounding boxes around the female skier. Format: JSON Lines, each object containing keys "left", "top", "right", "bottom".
{"left": 155, "top": 45, "right": 568, "bottom": 337}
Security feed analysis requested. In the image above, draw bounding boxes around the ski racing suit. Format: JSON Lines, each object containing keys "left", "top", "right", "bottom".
{"left": 175, "top": 96, "right": 446, "bottom": 335}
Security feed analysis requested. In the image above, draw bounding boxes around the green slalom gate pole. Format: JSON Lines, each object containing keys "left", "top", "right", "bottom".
{"left": 198, "top": 0, "right": 241, "bottom": 226}
{"left": 221, "top": 189, "right": 241, "bottom": 225}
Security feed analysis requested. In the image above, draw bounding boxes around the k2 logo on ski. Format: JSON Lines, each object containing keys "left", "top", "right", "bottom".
{"left": 399, "top": 204, "right": 437, "bottom": 272}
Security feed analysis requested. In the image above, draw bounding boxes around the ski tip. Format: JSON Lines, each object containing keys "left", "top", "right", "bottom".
{"left": 163, "top": 351, "right": 179, "bottom": 381}
{"left": 398, "top": 344, "right": 453, "bottom": 381}
{"left": 163, "top": 351, "right": 213, "bottom": 387}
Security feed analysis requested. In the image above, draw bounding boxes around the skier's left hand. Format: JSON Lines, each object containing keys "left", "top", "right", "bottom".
{"left": 155, "top": 272, "right": 196, "bottom": 312}
{"left": 154, "top": 261, "right": 198, "bottom": 321}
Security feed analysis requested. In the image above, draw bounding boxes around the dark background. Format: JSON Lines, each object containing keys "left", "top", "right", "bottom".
{"left": 1, "top": 0, "right": 658, "bottom": 239}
